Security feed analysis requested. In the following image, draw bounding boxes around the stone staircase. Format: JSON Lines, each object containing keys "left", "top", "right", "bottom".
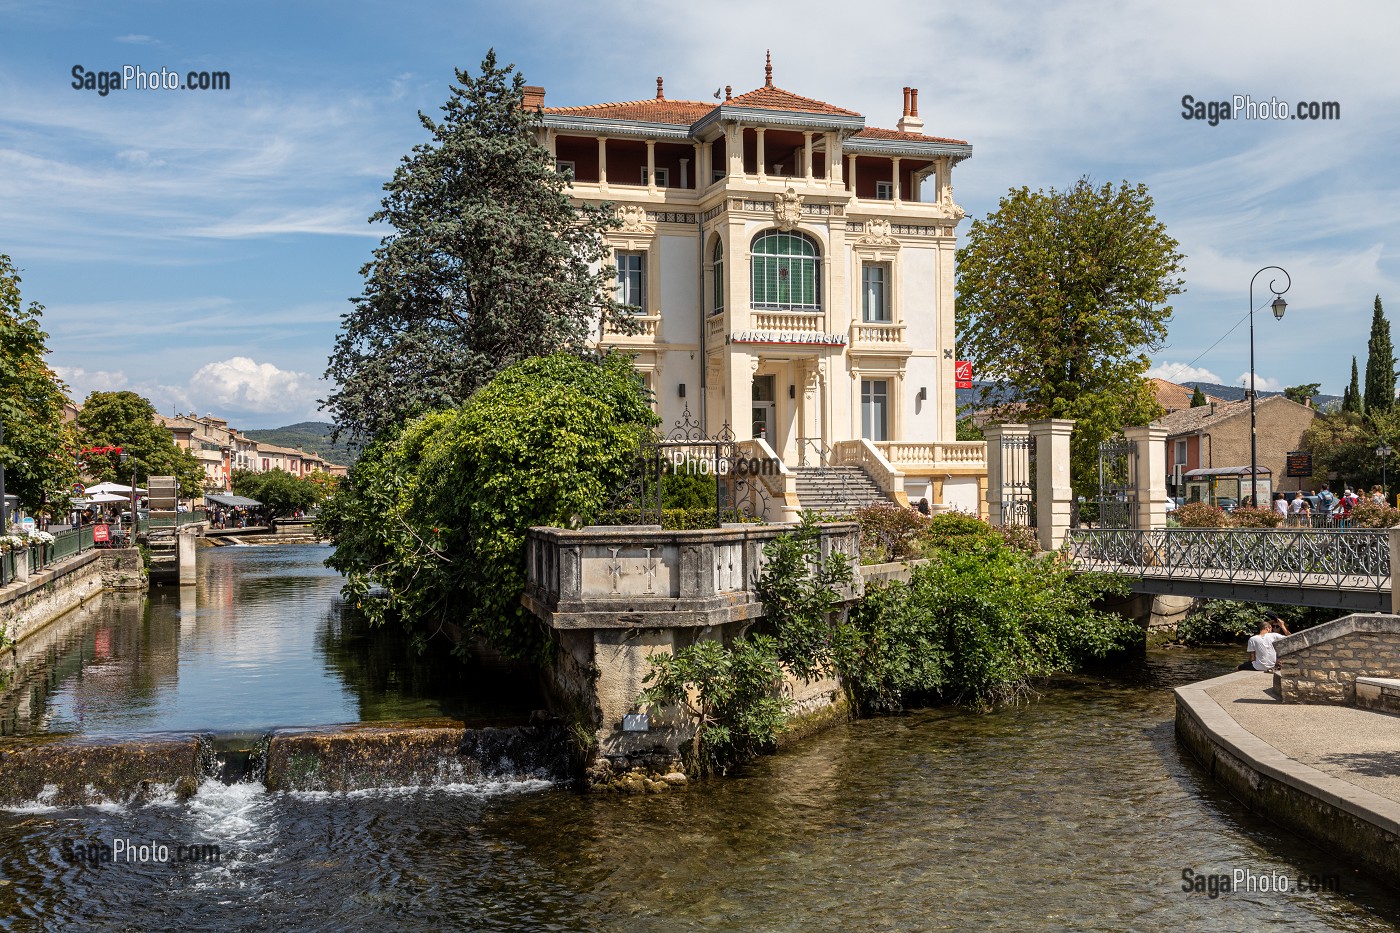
{"left": 793, "top": 465, "right": 896, "bottom": 517}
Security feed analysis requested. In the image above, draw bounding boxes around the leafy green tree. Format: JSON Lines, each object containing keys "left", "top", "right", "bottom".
{"left": 1190, "top": 386, "right": 1208, "bottom": 407}
{"left": 0, "top": 255, "right": 78, "bottom": 516}
{"left": 320, "top": 353, "right": 656, "bottom": 661}
{"left": 1343, "top": 356, "right": 1363, "bottom": 414}
{"left": 75, "top": 391, "right": 204, "bottom": 497}
{"left": 1364, "top": 295, "right": 1395, "bottom": 414}
{"left": 324, "top": 51, "right": 632, "bottom": 444}
{"left": 232, "top": 468, "right": 323, "bottom": 519}
{"left": 957, "top": 178, "right": 1184, "bottom": 491}
{"left": 1283, "top": 383, "right": 1321, "bottom": 407}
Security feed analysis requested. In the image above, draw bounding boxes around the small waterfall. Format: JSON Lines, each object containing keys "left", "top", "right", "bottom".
{"left": 1, "top": 720, "right": 572, "bottom": 808}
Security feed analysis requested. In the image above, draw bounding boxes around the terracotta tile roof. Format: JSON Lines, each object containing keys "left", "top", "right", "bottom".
{"left": 725, "top": 84, "right": 860, "bottom": 117}
{"left": 1155, "top": 399, "right": 1251, "bottom": 435}
{"left": 542, "top": 99, "right": 717, "bottom": 125}
{"left": 853, "top": 125, "right": 969, "bottom": 146}
{"left": 1152, "top": 378, "right": 1224, "bottom": 414}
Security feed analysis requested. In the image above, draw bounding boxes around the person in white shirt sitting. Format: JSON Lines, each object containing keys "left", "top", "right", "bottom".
{"left": 1236, "top": 615, "right": 1290, "bottom": 671}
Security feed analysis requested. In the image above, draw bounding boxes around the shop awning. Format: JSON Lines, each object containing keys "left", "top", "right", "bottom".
{"left": 205, "top": 494, "right": 262, "bottom": 507}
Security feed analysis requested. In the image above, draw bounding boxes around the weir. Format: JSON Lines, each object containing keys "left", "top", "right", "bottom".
{"left": 0, "top": 721, "right": 573, "bottom": 807}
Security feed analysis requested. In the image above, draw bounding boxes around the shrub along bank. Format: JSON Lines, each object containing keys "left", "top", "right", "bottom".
{"left": 643, "top": 513, "right": 1139, "bottom": 776}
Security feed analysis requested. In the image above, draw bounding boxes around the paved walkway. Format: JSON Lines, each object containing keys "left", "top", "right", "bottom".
{"left": 1206, "top": 675, "right": 1400, "bottom": 805}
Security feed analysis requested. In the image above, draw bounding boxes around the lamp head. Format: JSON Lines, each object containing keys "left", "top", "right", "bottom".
{"left": 1271, "top": 296, "right": 1287, "bottom": 320}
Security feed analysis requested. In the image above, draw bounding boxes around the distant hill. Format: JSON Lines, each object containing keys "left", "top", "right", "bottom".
{"left": 1181, "top": 381, "right": 1341, "bottom": 409}
{"left": 242, "top": 421, "right": 356, "bottom": 466}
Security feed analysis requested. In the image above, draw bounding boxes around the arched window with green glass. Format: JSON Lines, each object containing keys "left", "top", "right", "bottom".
{"left": 711, "top": 238, "right": 724, "bottom": 315}
{"left": 751, "top": 230, "right": 821, "bottom": 311}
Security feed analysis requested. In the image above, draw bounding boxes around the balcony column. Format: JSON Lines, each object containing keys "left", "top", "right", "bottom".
{"left": 546, "top": 129, "right": 556, "bottom": 159}
{"left": 756, "top": 128, "right": 766, "bottom": 181}
{"left": 679, "top": 157, "right": 689, "bottom": 190}
{"left": 727, "top": 125, "right": 744, "bottom": 178}
{"left": 646, "top": 141, "right": 657, "bottom": 192}
{"left": 1029, "top": 419, "right": 1076, "bottom": 551}
{"left": 892, "top": 157, "right": 902, "bottom": 205}
{"left": 826, "top": 132, "right": 842, "bottom": 186}
{"left": 698, "top": 142, "right": 710, "bottom": 191}
{"left": 1124, "top": 424, "right": 1169, "bottom": 530}
{"left": 847, "top": 154, "right": 857, "bottom": 194}
{"left": 597, "top": 137, "right": 608, "bottom": 189}
{"left": 803, "top": 132, "right": 814, "bottom": 181}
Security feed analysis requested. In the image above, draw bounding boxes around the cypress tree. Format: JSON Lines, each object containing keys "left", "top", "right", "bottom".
{"left": 1189, "top": 386, "right": 1207, "bottom": 407}
{"left": 1364, "top": 295, "right": 1395, "bottom": 413}
{"left": 1344, "top": 356, "right": 1363, "bottom": 414}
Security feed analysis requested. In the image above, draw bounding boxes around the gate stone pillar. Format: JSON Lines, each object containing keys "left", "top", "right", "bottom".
{"left": 1029, "top": 419, "right": 1075, "bottom": 550}
{"left": 983, "top": 422, "right": 1029, "bottom": 526}
{"left": 1124, "top": 424, "right": 1169, "bottom": 530}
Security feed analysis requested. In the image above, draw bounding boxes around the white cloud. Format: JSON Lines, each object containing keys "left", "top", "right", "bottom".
{"left": 1236, "top": 373, "right": 1285, "bottom": 392}
{"left": 187, "top": 357, "right": 321, "bottom": 415}
{"left": 1147, "top": 362, "right": 1222, "bottom": 385}
{"left": 113, "top": 34, "right": 159, "bottom": 45}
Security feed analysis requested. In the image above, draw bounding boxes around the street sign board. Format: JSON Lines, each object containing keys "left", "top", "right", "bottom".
{"left": 955, "top": 360, "right": 973, "bottom": 389}
{"left": 92, "top": 524, "right": 110, "bottom": 544}
{"left": 1286, "top": 451, "right": 1313, "bottom": 478}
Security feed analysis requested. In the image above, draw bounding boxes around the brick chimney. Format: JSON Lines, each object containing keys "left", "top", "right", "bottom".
{"left": 896, "top": 86, "right": 924, "bottom": 134}
{"left": 522, "top": 85, "right": 546, "bottom": 110}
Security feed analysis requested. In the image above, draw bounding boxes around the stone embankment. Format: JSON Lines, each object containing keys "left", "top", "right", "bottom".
{"left": 0, "top": 549, "right": 144, "bottom": 648}
{"left": 1176, "top": 671, "right": 1400, "bottom": 887}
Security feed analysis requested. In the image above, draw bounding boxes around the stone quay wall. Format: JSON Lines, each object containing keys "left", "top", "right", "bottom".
{"left": 1274, "top": 614, "right": 1400, "bottom": 704}
{"left": 0, "top": 549, "right": 144, "bottom": 647}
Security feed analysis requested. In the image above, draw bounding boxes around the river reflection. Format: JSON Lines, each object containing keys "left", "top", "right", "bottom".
{"left": 0, "top": 545, "right": 542, "bottom": 736}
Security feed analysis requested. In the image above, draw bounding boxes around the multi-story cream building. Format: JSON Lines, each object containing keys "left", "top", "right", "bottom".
{"left": 535, "top": 57, "right": 987, "bottom": 512}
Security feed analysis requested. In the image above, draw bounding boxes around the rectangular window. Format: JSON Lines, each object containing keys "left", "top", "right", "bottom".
{"left": 862, "top": 263, "right": 890, "bottom": 322}
{"left": 875, "top": 180, "right": 894, "bottom": 200}
{"left": 555, "top": 160, "right": 575, "bottom": 182}
{"left": 1174, "top": 439, "right": 1188, "bottom": 465}
{"left": 615, "top": 251, "right": 646, "bottom": 311}
{"left": 640, "top": 167, "right": 669, "bottom": 188}
{"left": 712, "top": 169, "right": 726, "bottom": 183}
{"left": 861, "top": 379, "right": 890, "bottom": 442}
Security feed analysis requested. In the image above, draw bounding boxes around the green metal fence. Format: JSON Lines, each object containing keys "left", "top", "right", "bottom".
{"left": 0, "top": 549, "right": 16, "bottom": 587}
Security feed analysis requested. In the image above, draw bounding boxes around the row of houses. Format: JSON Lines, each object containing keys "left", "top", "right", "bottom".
{"left": 157, "top": 413, "right": 348, "bottom": 492}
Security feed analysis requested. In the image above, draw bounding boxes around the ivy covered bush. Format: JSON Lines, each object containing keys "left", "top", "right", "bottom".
{"left": 1175, "top": 502, "right": 1228, "bottom": 527}
{"left": 1350, "top": 500, "right": 1400, "bottom": 528}
{"left": 320, "top": 353, "right": 657, "bottom": 661}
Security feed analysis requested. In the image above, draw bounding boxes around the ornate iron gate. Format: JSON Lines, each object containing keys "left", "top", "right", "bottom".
{"left": 996, "top": 432, "right": 1036, "bottom": 527}
{"left": 604, "top": 407, "right": 771, "bottom": 526}
{"left": 1092, "top": 436, "right": 1138, "bottom": 529}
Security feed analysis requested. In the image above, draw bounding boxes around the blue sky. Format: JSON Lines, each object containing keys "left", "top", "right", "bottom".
{"left": 1, "top": 0, "right": 1397, "bottom": 427}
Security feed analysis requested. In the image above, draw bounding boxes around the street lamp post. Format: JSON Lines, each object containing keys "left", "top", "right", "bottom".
{"left": 119, "top": 451, "right": 137, "bottom": 543}
{"left": 1379, "top": 445, "right": 1394, "bottom": 505}
{"left": 1249, "top": 266, "right": 1292, "bottom": 508}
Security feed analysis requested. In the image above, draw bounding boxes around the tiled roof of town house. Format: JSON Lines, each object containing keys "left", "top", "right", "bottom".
{"left": 852, "top": 126, "right": 969, "bottom": 146}
{"left": 1151, "top": 378, "right": 1225, "bottom": 414}
{"left": 541, "top": 98, "right": 717, "bottom": 125}
{"left": 1154, "top": 399, "right": 1252, "bottom": 436}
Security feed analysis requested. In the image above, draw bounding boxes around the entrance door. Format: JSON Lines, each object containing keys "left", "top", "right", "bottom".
{"left": 861, "top": 379, "right": 889, "bottom": 442}
{"left": 752, "top": 375, "right": 776, "bottom": 442}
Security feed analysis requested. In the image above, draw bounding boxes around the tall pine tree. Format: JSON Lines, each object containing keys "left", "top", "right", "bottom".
{"left": 1364, "top": 295, "right": 1395, "bottom": 414}
{"left": 324, "top": 51, "right": 632, "bottom": 444}
{"left": 1344, "top": 356, "right": 1363, "bottom": 414}
{"left": 1189, "top": 385, "right": 1207, "bottom": 407}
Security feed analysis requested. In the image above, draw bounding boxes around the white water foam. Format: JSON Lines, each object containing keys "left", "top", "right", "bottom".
{"left": 285, "top": 777, "right": 556, "bottom": 802}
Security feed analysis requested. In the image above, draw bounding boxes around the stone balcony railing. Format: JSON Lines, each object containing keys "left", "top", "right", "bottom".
{"left": 750, "top": 309, "right": 825, "bottom": 333}
{"left": 603, "top": 314, "right": 661, "bottom": 340}
{"left": 522, "top": 522, "right": 860, "bottom": 630}
{"left": 849, "top": 321, "right": 907, "bottom": 346}
{"left": 874, "top": 440, "right": 987, "bottom": 472}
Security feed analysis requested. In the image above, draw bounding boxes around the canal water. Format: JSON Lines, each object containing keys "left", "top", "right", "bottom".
{"left": 2, "top": 546, "right": 1400, "bottom": 930}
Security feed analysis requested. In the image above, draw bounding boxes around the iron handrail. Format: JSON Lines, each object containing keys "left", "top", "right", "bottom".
{"left": 1068, "top": 527, "right": 1391, "bottom": 594}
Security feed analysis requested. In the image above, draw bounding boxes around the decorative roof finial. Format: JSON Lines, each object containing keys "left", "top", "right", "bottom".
{"left": 656, "top": 76, "right": 664, "bottom": 100}
{"left": 765, "top": 49, "right": 773, "bottom": 87}
{"left": 725, "top": 85, "right": 732, "bottom": 100}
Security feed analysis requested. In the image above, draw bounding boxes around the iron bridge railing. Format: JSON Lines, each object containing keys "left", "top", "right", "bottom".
{"left": 1068, "top": 527, "right": 1391, "bottom": 596}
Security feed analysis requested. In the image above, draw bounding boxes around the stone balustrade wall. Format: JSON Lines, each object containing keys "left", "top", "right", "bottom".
{"left": 1274, "top": 613, "right": 1400, "bottom": 704}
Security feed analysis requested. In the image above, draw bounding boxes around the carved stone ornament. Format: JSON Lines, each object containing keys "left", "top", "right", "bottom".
{"left": 939, "top": 184, "right": 967, "bottom": 221}
{"left": 773, "top": 187, "right": 803, "bottom": 231}
{"left": 858, "top": 218, "right": 895, "bottom": 246}
{"left": 616, "top": 204, "right": 652, "bottom": 233}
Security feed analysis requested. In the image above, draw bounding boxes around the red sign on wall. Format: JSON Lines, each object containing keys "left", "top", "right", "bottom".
{"left": 955, "top": 360, "right": 973, "bottom": 389}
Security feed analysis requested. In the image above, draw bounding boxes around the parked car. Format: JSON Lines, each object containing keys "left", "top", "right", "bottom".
{"left": 1215, "top": 497, "right": 1239, "bottom": 512}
